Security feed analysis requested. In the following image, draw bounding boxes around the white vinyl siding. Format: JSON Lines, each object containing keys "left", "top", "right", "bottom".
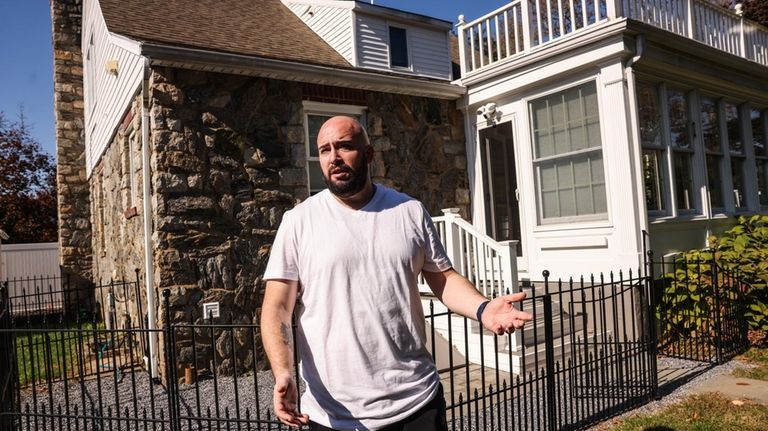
{"left": 357, "top": 15, "right": 390, "bottom": 70}
{"left": 409, "top": 26, "right": 451, "bottom": 79}
{"left": 83, "top": 0, "right": 143, "bottom": 176}
{"left": 356, "top": 15, "right": 451, "bottom": 80}
{"left": 286, "top": 3, "right": 354, "bottom": 64}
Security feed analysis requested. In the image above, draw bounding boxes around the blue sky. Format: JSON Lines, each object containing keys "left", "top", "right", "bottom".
{"left": 0, "top": 1, "right": 506, "bottom": 159}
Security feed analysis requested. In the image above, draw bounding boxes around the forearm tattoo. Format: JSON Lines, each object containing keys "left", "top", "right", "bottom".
{"left": 279, "top": 322, "right": 293, "bottom": 349}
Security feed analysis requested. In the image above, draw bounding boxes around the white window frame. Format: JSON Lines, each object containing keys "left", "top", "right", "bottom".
{"left": 528, "top": 79, "right": 608, "bottom": 225}
{"left": 637, "top": 80, "right": 670, "bottom": 217}
{"left": 663, "top": 86, "right": 700, "bottom": 216}
{"left": 302, "top": 101, "right": 367, "bottom": 195}
{"left": 699, "top": 94, "right": 726, "bottom": 213}
{"left": 387, "top": 24, "right": 412, "bottom": 71}
{"left": 751, "top": 108, "right": 768, "bottom": 210}
{"left": 723, "top": 101, "right": 749, "bottom": 211}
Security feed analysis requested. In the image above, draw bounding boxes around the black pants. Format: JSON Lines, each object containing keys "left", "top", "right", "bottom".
{"left": 308, "top": 384, "right": 448, "bottom": 431}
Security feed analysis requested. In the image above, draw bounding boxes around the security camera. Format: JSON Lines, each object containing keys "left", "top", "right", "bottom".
{"left": 477, "top": 102, "right": 498, "bottom": 121}
{"left": 483, "top": 103, "right": 496, "bottom": 120}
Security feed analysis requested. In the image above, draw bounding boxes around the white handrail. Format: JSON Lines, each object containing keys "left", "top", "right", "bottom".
{"left": 423, "top": 209, "right": 519, "bottom": 298}
{"left": 458, "top": 0, "right": 768, "bottom": 76}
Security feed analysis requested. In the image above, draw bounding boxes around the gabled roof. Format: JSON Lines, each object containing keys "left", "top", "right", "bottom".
{"left": 99, "top": 0, "right": 353, "bottom": 70}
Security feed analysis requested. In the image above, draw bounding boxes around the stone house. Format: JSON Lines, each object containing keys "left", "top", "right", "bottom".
{"left": 53, "top": 0, "right": 469, "bottom": 376}
{"left": 55, "top": 0, "right": 768, "bottom": 379}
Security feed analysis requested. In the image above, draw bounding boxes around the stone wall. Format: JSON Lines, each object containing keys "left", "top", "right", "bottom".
{"left": 52, "top": 0, "right": 92, "bottom": 282}
{"left": 134, "top": 67, "right": 467, "bottom": 376}
{"left": 89, "top": 97, "right": 147, "bottom": 328}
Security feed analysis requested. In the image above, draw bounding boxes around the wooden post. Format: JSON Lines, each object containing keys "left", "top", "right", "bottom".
{"left": 685, "top": 0, "right": 695, "bottom": 38}
{"left": 441, "top": 208, "right": 462, "bottom": 268}
{"left": 457, "top": 15, "right": 469, "bottom": 78}
{"left": 521, "top": 0, "right": 532, "bottom": 52}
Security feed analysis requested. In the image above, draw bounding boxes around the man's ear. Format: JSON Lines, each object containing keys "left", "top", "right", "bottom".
{"left": 365, "top": 145, "right": 374, "bottom": 163}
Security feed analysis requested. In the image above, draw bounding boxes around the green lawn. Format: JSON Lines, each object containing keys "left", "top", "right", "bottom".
{"left": 732, "top": 346, "right": 768, "bottom": 381}
{"left": 14, "top": 321, "right": 104, "bottom": 386}
{"left": 607, "top": 393, "right": 768, "bottom": 431}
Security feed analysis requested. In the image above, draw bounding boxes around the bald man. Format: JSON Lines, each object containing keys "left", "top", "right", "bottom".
{"left": 261, "top": 116, "right": 531, "bottom": 431}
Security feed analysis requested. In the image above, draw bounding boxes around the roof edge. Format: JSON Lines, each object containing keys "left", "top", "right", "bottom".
{"left": 283, "top": 0, "right": 453, "bottom": 29}
{"left": 140, "top": 42, "right": 465, "bottom": 100}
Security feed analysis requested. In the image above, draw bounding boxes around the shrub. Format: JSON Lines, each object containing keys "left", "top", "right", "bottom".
{"left": 659, "top": 215, "right": 768, "bottom": 345}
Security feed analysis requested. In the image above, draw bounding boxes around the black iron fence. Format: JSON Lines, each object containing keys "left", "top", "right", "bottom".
{"left": 651, "top": 252, "right": 750, "bottom": 364}
{"left": 0, "top": 257, "right": 752, "bottom": 431}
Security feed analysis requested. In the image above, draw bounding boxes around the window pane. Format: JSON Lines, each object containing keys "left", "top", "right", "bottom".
{"left": 700, "top": 97, "right": 721, "bottom": 153}
{"left": 725, "top": 102, "right": 743, "bottom": 154}
{"left": 673, "top": 151, "right": 694, "bottom": 210}
{"left": 752, "top": 109, "right": 766, "bottom": 157}
{"left": 731, "top": 158, "right": 746, "bottom": 208}
{"left": 758, "top": 161, "right": 768, "bottom": 207}
{"left": 307, "top": 114, "right": 332, "bottom": 157}
{"left": 706, "top": 155, "right": 724, "bottom": 209}
{"left": 642, "top": 149, "right": 665, "bottom": 212}
{"left": 593, "top": 183, "right": 607, "bottom": 214}
{"left": 540, "top": 163, "right": 557, "bottom": 190}
{"left": 638, "top": 82, "right": 662, "bottom": 147}
{"left": 542, "top": 189, "right": 559, "bottom": 219}
{"left": 389, "top": 26, "right": 409, "bottom": 67}
{"left": 667, "top": 89, "right": 691, "bottom": 149}
{"left": 308, "top": 161, "right": 325, "bottom": 194}
{"left": 532, "top": 99, "right": 554, "bottom": 158}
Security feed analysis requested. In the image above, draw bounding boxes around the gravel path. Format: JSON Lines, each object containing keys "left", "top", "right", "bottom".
{"left": 15, "top": 355, "right": 751, "bottom": 430}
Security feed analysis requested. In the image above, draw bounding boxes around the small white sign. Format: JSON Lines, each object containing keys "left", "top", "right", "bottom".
{"left": 202, "top": 302, "right": 220, "bottom": 319}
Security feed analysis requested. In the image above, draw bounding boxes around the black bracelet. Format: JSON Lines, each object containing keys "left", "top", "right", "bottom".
{"left": 476, "top": 300, "right": 491, "bottom": 323}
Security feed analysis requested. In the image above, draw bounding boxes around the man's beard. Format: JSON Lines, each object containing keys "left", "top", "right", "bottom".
{"left": 325, "top": 158, "right": 369, "bottom": 198}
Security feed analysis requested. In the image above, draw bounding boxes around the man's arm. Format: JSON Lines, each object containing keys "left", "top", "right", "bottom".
{"left": 261, "top": 279, "right": 309, "bottom": 428}
{"left": 422, "top": 268, "right": 532, "bottom": 335}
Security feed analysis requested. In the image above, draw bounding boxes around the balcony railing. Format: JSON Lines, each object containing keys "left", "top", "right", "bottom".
{"left": 457, "top": 0, "right": 768, "bottom": 77}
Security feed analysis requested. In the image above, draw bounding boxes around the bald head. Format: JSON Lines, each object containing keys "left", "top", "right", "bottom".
{"left": 317, "top": 116, "right": 370, "bottom": 149}
{"left": 315, "top": 116, "right": 374, "bottom": 202}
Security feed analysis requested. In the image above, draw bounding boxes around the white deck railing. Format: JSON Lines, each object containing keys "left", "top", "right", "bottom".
{"left": 457, "top": 0, "right": 768, "bottom": 76}
{"left": 420, "top": 208, "right": 519, "bottom": 298}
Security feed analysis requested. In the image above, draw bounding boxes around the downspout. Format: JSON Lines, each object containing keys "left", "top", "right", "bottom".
{"left": 624, "top": 35, "right": 646, "bottom": 261}
{"left": 140, "top": 56, "right": 159, "bottom": 379}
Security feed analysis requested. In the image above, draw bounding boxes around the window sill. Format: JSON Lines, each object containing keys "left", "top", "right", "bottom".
{"left": 533, "top": 217, "right": 612, "bottom": 233}
{"left": 648, "top": 212, "right": 742, "bottom": 224}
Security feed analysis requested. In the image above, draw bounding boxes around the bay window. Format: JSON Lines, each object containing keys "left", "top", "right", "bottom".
{"left": 700, "top": 97, "right": 725, "bottom": 210}
{"left": 725, "top": 102, "right": 747, "bottom": 210}
{"left": 752, "top": 109, "right": 768, "bottom": 208}
{"left": 638, "top": 81, "right": 667, "bottom": 214}
{"left": 667, "top": 89, "right": 695, "bottom": 212}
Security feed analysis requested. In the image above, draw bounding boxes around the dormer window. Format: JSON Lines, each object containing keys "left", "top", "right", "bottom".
{"left": 389, "top": 26, "right": 409, "bottom": 68}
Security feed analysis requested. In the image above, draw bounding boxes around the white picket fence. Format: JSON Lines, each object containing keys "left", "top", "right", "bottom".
{"left": 0, "top": 242, "right": 61, "bottom": 314}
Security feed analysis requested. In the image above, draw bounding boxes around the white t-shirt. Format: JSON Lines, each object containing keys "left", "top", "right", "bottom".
{"left": 264, "top": 185, "right": 452, "bottom": 430}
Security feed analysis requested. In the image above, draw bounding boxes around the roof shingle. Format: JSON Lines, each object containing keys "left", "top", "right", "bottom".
{"left": 99, "top": 0, "right": 353, "bottom": 69}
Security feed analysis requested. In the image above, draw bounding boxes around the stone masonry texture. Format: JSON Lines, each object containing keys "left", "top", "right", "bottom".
{"left": 88, "top": 66, "right": 469, "bottom": 377}
{"left": 52, "top": 0, "right": 92, "bottom": 283}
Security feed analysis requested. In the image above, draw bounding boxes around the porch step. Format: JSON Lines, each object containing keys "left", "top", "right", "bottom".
{"left": 423, "top": 296, "right": 593, "bottom": 374}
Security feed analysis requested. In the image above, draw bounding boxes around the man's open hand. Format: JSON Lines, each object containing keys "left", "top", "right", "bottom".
{"left": 273, "top": 374, "right": 309, "bottom": 428}
{"left": 480, "top": 292, "right": 533, "bottom": 335}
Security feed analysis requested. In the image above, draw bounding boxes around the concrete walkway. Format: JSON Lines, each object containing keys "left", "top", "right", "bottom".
{"left": 688, "top": 373, "right": 768, "bottom": 405}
